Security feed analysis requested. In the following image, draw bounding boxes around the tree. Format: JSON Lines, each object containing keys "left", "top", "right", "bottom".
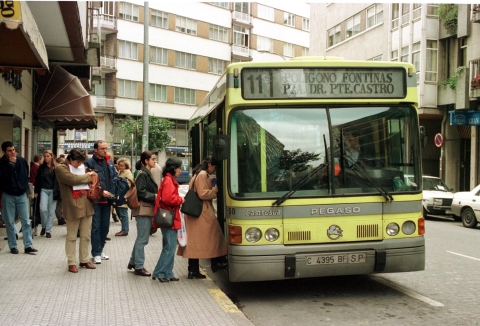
{"left": 121, "top": 116, "right": 174, "bottom": 152}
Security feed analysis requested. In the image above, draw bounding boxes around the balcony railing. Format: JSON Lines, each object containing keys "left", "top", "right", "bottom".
{"left": 91, "top": 95, "right": 116, "bottom": 109}
{"left": 232, "top": 11, "right": 251, "bottom": 25}
{"left": 101, "top": 56, "right": 117, "bottom": 70}
{"left": 232, "top": 45, "right": 250, "bottom": 58}
{"left": 93, "top": 13, "right": 117, "bottom": 30}
{"left": 470, "top": 59, "right": 480, "bottom": 98}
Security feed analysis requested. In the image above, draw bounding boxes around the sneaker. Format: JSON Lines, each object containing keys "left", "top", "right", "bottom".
{"left": 101, "top": 253, "right": 109, "bottom": 260}
{"left": 93, "top": 256, "right": 102, "bottom": 264}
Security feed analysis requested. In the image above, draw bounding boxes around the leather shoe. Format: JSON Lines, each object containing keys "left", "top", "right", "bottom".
{"left": 188, "top": 272, "right": 206, "bottom": 279}
{"left": 115, "top": 231, "right": 128, "bottom": 236}
{"left": 46, "top": 232, "right": 52, "bottom": 238}
{"left": 58, "top": 219, "right": 66, "bottom": 225}
{"left": 79, "top": 262, "right": 96, "bottom": 269}
{"left": 68, "top": 265, "right": 78, "bottom": 273}
{"left": 127, "top": 263, "right": 135, "bottom": 270}
{"left": 169, "top": 277, "right": 179, "bottom": 282}
{"left": 40, "top": 228, "right": 46, "bottom": 236}
{"left": 10, "top": 248, "right": 19, "bottom": 254}
{"left": 211, "top": 262, "right": 228, "bottom": 273}
{"left": 105, "top": 237, "right": 111, "bottom": 241}
{"left": 135, "top": 268, "right": 151, "bottom": 277}
{"left": 25, "top": 247, "right": 38, "bottom": 255}
{"left": 158, "top": 278, "right": 169, "bottom": 283}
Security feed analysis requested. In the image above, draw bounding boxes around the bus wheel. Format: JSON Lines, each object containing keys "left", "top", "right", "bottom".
{"left": 461, "top": 207, "right": 478, "bottom": 228}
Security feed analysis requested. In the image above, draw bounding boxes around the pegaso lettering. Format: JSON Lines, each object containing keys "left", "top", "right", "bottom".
{"left": 246, "top": 210, "right": 281, "bottom": 217}
{"left": 311, "top": 206, "right": 361, "bottom": 215}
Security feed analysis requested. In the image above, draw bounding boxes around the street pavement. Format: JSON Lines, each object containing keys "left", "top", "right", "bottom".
{"left": 0, "top": 217, "right": 253, "bottom": 326}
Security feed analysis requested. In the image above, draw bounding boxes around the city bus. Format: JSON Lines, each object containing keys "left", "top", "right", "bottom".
{"left": 189, "top": 57, "right": 425, "bottom": 282}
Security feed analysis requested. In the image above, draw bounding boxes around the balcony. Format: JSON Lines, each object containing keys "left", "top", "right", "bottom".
{"left": 93, "top": 13, "right": 117, "bottom": 32}
{"left": 100, "top": 55, "right": 117, "bottom": 72}
{"left": 470, "top": 59, "right": 480, "bottom": 98}
{"left": 232, "top": 11, "right": 252, "bottom": 26}
{"left": 91, "top": 95, "right": 116, "bottom": 113}
{"left": 472, "top": 4, "right": 480, "bottom": 22}
{"left": 232, "top": 45, "right": 250, "bottom": 59}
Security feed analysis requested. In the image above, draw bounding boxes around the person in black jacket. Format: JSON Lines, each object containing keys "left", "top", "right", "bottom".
{"left": 34, "top": 150, "right": 58, "bottom": 238}
{"left": 0, "top": 141, "right": 38, "bottom": 255}
{"left": 84, "top": 140, "right": 118, "bottom": 264}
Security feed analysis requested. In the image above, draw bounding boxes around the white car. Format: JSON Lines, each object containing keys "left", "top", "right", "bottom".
{"left": 451, "top": 184, "right": 480, "bottom": 228}
{"left": 405, "top": 175, "right": 456, "bottom": 220}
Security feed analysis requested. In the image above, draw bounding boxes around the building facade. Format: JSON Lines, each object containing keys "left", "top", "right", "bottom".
{"left": 310, "top": 3, "right": 480, "bottom": 192}
{"left": 80, "top": 1, "right": 310, "bottom": 166}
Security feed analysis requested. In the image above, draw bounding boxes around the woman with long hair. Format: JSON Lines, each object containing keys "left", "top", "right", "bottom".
{"left": 152, "top": 158, "right": 184, "bottom": 282}
{"left": 34, "top": 150, "right": 58, "bottom": 238}
{"left": 177, "top": 156, "right": 227, "bottom": 279}
{"left": 114, "top": 158, "right": 134, "bottom": 236}
{"left": 128, "top": 151, "right": 158, "bottom": 277}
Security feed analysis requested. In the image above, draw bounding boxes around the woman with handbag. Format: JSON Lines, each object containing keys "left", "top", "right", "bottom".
{"left": 34, "top": 150, "right": 58, "bottom": 238}
{"left": 151, "top": 158, "right": 184, "bottom": 283}
{"left": 128, "top": 151, "right": 158, "bottom": 277}
{"left": 55, "top": 148, "right": 96, "bottom": 273}
{"left": 177, "top": 156, "right": 227, "bottom": 279}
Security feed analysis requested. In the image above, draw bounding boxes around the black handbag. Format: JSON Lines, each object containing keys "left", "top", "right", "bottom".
{"left": 153, "top": 208, "right": 174, "bottom": 228}
{"left": 180, "top": 176, "right": 203, "bottom": 218}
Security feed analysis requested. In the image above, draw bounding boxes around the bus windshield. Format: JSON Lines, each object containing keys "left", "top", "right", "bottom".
{"left": 229, "top": 106, "right": 420, "bottom": 199}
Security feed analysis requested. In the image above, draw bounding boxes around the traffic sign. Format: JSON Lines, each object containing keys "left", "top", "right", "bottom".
{"left": 434, "top": 133, "right": 444, "bottom": 147}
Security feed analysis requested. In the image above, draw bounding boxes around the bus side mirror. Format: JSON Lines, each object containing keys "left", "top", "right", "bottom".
{"left": 213, "top": 134, "right": 230, "bottom": 161}
{"left": 419, "top": 126, "right": 427, "bottom": 148}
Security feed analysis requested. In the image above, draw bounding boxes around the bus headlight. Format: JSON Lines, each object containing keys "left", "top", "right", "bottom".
{"left": 245, "top": 228, "right": 262, "bottom": 243}
{"left": 265, "top": 228, "right": 279, "bottom": 242}
{"left": 402, "top": 221, "right": 416, "bottom": 235}
{"left": 386, "top": 223, "right": 399, "bottom": 236}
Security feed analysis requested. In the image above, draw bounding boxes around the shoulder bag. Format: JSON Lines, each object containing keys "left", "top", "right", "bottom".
{"left": 180, "top": 175, "right": 203, "bottom": 218}
{"left": 153, "top": 206, "right": 174, "bottom": 228}
{"left": 124, "top": 178, "right": 140, "bottom": 209}
{"left": 87, "top": 171, "right": 103, "bottom": 204}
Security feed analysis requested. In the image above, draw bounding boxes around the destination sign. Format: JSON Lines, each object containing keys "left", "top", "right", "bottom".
{"left": 241, "top": 67, "right": 406, "bottom": 100}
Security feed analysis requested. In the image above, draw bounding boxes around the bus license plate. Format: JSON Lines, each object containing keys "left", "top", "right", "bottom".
{"left": 306, "top": 253, "right": 367, "bottom": 265}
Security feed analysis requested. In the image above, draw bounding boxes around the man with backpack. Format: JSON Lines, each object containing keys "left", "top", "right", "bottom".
{"left": 85, "top": 140, "right": 118, "bottom": 264}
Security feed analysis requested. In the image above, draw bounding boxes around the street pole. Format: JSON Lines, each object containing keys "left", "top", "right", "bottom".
{"left": 131, "top": 133, "right": 134, "bottom": 168}
{"left": 142, "top": 1, "right": 149, "bottom": 152}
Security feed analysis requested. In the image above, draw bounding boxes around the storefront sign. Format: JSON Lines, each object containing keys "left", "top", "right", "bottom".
{"left": 449, "top": 110, "right": 480, "bottom": 126}
{"left": 37, "top": 141, "right": 51, "bottom": 150}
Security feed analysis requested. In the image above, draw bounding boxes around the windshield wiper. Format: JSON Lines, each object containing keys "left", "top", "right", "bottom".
{"left": 272, "top": 162, "right": 329, "bottom": 206}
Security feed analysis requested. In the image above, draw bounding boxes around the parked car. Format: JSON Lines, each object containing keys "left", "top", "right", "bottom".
{"left": 451, "top": 184, "right": 480, "bottom": 228}
{"left": 405, "top": 175, "right": 456, "bottom": 220}
{"left": 176, "top": 164, "right": 191, "bottom": 184}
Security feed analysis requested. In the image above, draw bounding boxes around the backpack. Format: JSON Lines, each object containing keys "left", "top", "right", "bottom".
{"left": 110, "top": 176, "right": 129, "bottom": 206}
{"left": 87, "top": 171, "right": 103, "bottom": 204}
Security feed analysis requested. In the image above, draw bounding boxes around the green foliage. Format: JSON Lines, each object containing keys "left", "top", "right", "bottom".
{"left": 279, "top": 149, "right": 320, "bottom": 172}
{"left": 121, "top": 116, "right": 174, "bottom": 151}
{"left": 438, "top": 4, "right": 458, "bottom": 35}
{"left": 441, "top": 66, "right": 466, "bottom": 90}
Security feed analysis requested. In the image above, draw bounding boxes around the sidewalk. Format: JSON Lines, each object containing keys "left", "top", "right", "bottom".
{"left": 0, "top": 219, "right": 253, "bottom": 326}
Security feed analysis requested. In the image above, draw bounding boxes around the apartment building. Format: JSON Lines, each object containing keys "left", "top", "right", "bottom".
{"left": 310, "top": 3, "right": 480, "bottom": 192}
{"left": 75, "top": 1, "right": 309, "bottom": 165}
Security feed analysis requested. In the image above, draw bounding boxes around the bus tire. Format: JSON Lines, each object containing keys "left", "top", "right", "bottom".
{"left": 461, "top": 207, "right": 478, "bottom": 228}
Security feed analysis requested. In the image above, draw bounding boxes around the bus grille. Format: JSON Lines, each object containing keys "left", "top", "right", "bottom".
{"left": 288, "top": 231, "right": 311, "bottom": 241}
{"left": 357, "top": 224, "right": 379, "bottom": 238}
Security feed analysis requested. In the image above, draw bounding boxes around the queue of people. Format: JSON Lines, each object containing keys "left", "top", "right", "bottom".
{"left": 1, "top": 140, "right": 228, "bottom": 280}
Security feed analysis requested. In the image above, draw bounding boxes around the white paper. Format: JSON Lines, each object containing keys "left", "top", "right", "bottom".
{"left": 69, "top": 163, "right": 90, "bottom": 190}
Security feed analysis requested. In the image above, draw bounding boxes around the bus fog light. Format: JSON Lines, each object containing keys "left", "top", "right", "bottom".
{"left": 265, "top": 228, "right": 279, "bottom": 242}
{"left": 386, "top": 223, "right": 399, "bottom": 236}
{"left": 245, "top": 228, "right": 262, "bottom": 243}
{"left": 402, "top": 221, "right": 416, "bottom": 235}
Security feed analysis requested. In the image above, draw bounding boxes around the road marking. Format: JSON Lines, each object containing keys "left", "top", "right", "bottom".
{"left": 447, "top": 251, "right": 480, "bottom": 261}
{"left": 371, "top": 276, "right": 444, "bottom": 307}
{"left": 208, "top": 288, "right": 242, "bottom": 313}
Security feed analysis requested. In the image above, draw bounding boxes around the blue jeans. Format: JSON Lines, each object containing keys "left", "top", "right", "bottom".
{"left": 91, "top": 204, "right": 111, "bottom": 257}
{"left": 1, "top": 193, "right": 32, "bottom": 250}
{"left": 152, "top": 228, "right": 177, "bottom": 279}
{"left": 116, "top": 207, "right": 129, "bottom": 233}
{"left": 129, "top": 216, "right": 151, "bottom": 269}
{"left": 40, "top": 189, "right": 57, "bottom": 233}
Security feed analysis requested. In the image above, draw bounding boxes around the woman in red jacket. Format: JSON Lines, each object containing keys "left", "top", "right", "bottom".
{"left": 152, "top": 158, "right": 184, "bottom": 282}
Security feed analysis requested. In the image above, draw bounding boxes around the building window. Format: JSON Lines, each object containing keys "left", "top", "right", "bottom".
{"left": 151, "top": 10, "right": 168, "bottom": 28}
{"left": 118, "top": 40, "right": 138, "bottom": 60}
{"left": 119, "top": 2, "right": 139, "bottom": 22}
{"left": 426, "top": 40, "right": 438, "bottom": 82}
{"left": 401, "top": 46, "right": 409, "bottom": 62}
{"left": 392, "top": 3, "right": 399, "bottom": 29}
{"left": 302, "top": 18, "right": 310, "bottom": 31}
{"left": 283, "top": 43, "right": 294, "bottom": 57}
{"left": 208, "top": 58, "right": 227, "bottom": 74}
{"left": 175, "top": 16, "right": 197, "bottom": 35}
{"left": 427, "top": 4, "right": 438, "bottom": 16}
{"left": 413, "top": 4, "right": 421, "bottom": 20}
{"left": 367, "top": 4, "right": 383, "bottom": 28}
{"left": 175, "top": 51, "right": 197, "bottom": 70}
{"left": 209, "top": 24, "right": 228, "bottom": 42}
{"left": 174, "top": 87, "right": 196, "bottom": 105}
{"left": 412, "top": 42, "right": 421, "bottom": 83}
{"left": 258, "top": 4, "right": 274, "bottom": 21}
{"left": 118, "top": 79, "right": 138, "bottom": 99}
{"left": 234, "top": 2, "right": 249, "bottom": 14}
{"left": 150, "top": 46, "right": 168, "bottom": 65}
{"left": 391, "top": 49, "right": 398, "bottom": 61}
{"left": 257, "top": 36, "right": 273, "bottom": 52}
{"left": 233, "top": 25, "right": 249, "bottom": 47}
{"left": 368, "top": 55, "right": 383, "bottom": 61}
{"left": 401, "top": 4, "right": 410, "bottom": 25}
{"left": 284, "top": 12, "right": 295, "bottom": 27}
{"left": 302, "top": 47, "right": 309, "bottom": 56}
{"left": 328, "top": 25, "right": 341, "bottom": 47}
{"left": 210, "top": 2, "right": 229, "bottom": 9}
{"left": 346, "top": 13, "right": 360, "bottom": 38}
{"left": 149, "top": 84, "right": 167, "bottom": 102}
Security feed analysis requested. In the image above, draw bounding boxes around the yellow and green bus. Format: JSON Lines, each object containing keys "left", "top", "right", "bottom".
{"left": 189, "top": 57, "right": 425, "bottom": 282}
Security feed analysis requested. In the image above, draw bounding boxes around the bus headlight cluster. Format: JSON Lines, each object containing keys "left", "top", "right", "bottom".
{"left": 245, "top": 228, "right": 262, "bottom": 243}
{"left": 386, "top": 223, "right": 399, "bottom": 236}
{"left": 386, "top": 221, "right": 417, "bottom": 236}
{"left": 265, "top": 228, "right": 279, "bottom": 242}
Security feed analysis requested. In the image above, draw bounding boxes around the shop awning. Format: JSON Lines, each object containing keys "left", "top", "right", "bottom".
{"left": 0, "top": 1, "right": 48, "bottom": 70}
{"left": 35, "top": 65, "right": 96, "bottom": 130}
